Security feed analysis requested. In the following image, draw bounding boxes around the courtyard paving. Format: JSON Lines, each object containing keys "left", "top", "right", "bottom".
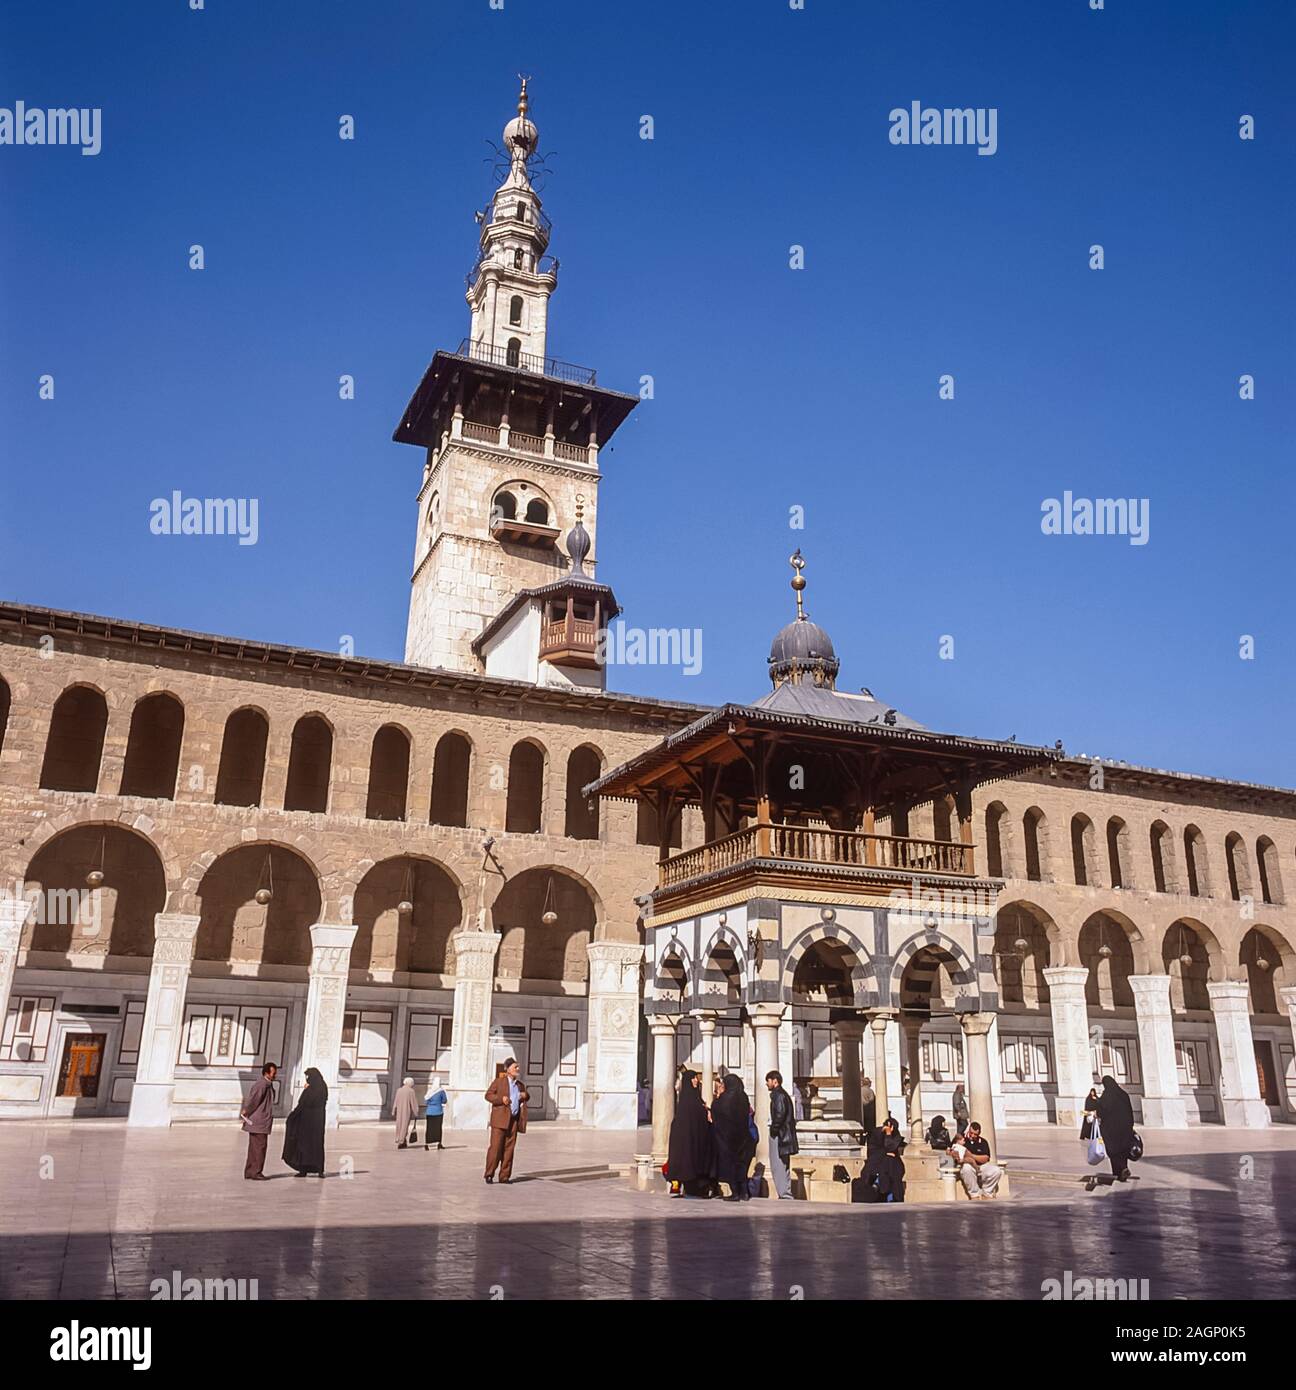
{"left": 1, "top": 1120, "right": 1294, "bottom": 1300}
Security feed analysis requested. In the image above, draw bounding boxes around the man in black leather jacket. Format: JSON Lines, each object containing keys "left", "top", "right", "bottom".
{"left": 765, "top": 1070, "right": 799, "bottom": 1199}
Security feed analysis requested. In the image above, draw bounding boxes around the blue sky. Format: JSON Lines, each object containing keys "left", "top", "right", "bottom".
{"left": 2, "top": 0, "right": 1293, "bottom": 785}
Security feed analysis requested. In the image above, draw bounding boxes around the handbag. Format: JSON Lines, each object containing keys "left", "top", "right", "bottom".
{"left": 1129, "top": 1131, "right": 1144, "bottom": 1162}
{"left": 1086, "top": 1115, "right": 1106, "bottom": 1166}
{"left": 1079, "top": 1115, "right": 1093, "bottom": 1141}
{"left": 747, "top": 1111, "right": 759, "bottom": 1145}
{"left": 408, "top": 1124, "right": 419, "bottom": 1145}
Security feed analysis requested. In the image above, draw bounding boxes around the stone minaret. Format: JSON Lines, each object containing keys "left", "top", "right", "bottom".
{"left": 393, "top": 79, "right": 639, "bottom": 675}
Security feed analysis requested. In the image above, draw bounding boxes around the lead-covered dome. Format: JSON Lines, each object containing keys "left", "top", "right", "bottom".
{"left": 768, "top": 550, "right": 840, "bottom": 688}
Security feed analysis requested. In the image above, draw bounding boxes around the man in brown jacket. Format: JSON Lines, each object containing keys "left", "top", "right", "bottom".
{"left": 240, "top": 1061, "right": 278, "bottom": 1180}
{"left": 483, "top": 1058, "right": 529, "bottom": 1184}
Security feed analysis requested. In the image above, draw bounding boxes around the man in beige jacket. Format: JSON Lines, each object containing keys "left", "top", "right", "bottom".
{"left": 392, "top": 1076, "right": 421, "bottom": 1149}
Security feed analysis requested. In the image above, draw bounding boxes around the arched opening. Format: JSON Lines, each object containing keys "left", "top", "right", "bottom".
{"left": 1022, "top": 806, "right": 1048, "bottom": 882}
{"left": 1149, "top": 820, "right": 1175, "bottom": 894}
{"left": 657, "top": 949, "right": 688, "bottom": 1005}
{"left": 0, "top": 676, "right": 9, "bottom": 757}
{"left": 1106, "top": 816, "right": 1131, "bottom": 890}
{"left": 984, "top": 802, "right": 1010, "bottom": 878}
{"left": 119, "top": 692, "right": 185, "bottom": 800}
{"left": 932, "top": 794, "right": 955, "bottom": 844}
{"left": 214, "top": 707, "right": 268, "bottom": 807}
{"left": 1256, "top": 836, "right": 1283, "bottom": 906}
{"left": 899, "top": 942, "right": 970, "bottom": 1014}
{"left": 365, "top": 724, "right": 410, "bottom": 821}
{"left": 1079, "top": 911, "right": 1137, "bottom": 1009}
{"left": 1071, "top": 813, "right": 1096, "bottom": 886}
{"left": 1184, "top": 825, "right": 1209, "bottom": 897}
{"left": 524, "top": 497, "right": 549, "bottom": 524}
{"left": 24, "top": 825, "right": 166, "bottom": 958}
{"left": 40, "top": 686, "right": 108, "bottom": 792}
{"left": 1240, "top": 927, "right": 1290, "bottom": 1015}
{"left": 195, "top": 844, "right": 320, "bottom": 967}
{"left": 429, "top": 731, "right": 471, "bottom": 827}
{"left": 994, "top": 903, "right": 1053, "bottom": 1007}
{"left": 352, "top": 856, "right": 462, "bottom": 977}
{"left": 509, "top": 295, "right": 523, "bottom": 326}
{"left": 494, "top": 489, "right": 518, "bottom": 522}
{"left": 505, "top": 740, "right": 545, "bottom": 834}
{"left": 506, "top": 337, "right": 521, "bottom": 368}
{"left": 564, "top": 745, "right": 601, "bottom": 840}
{"left": 1224, "top": 832, "right": 1251, "bottom": 902}
{"left": 493, "top": 868, "right": 597, "bottom": 983}
{"left": 283, "top": 715, "right": 332, "bottom": 813}
{"left": 1162, "top": 920, "right": 1214, "bottom": 1012}
{"left": 700, "top": 938, "right": 742, "bottom": 1007}
{"left": 791, "top": 939, "right": 859, "bottom": 1006}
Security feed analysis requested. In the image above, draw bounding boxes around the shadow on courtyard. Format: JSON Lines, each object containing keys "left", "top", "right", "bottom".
{"left": 4, "top": 1151, "right": 1296, "bottom": 1301}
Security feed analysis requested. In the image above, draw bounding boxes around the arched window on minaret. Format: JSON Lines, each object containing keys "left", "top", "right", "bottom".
{"left": 513, "top": 249, "right": 524, "bottom": 269}
{"left": 509, "top": 295, "right": 523, "bottom": 325}
{"left": 506, "top": 337, "right": 521, "bottom": 367}
{"left": 524, "top": 497, "right": 549, "bottom": 525}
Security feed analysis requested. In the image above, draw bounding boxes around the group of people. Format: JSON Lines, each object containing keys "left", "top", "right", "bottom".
{"left": 666, "top": 1067, "right": 801, "bottom": 1200}
{"left": 922, "top": 1112, "right": 1003, "bottom": 1199}
{"left": 239, "top": 1058, "right": 529, "bottom": 1183}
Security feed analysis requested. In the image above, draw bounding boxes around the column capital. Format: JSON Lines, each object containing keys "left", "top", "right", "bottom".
{"left": 1278, "top": 985, "right": 1296, "bottom": 1011}
{"left": 648, "top": 1014, "right": 680, "bottom": 1036}
{"left": 749, "top": 1001, "right": 785, "bottom": 1028}
{"left": 865, "top": 1008, "right": 897, "bottom": 1033}
{"left": 1129, "top": 973, "right": 1173, "bottom": 1007}
{"left": 309, "top": 922, "right": 359, "bottom": 952}
{"left": 0, "top": 894, "right": 35, "bottom": 941}
{"left": 1207, "top": 980, "right": 1250, "bottom": 1011}
{"left": 450, "top": 928, "right": 501, "bottom": 980}
{"left": 585, "top": 940, "right": 643, "bottom": 994}
{"left": 834, "top": 1017, "right": 866, "bottom": 1040}
{"left": 957, "top": 1010, "right": 997, "bottom": 1038}
{"left": 692, "top": 1010, "right": 719, "bottom": 1034}
{"left": 1043, "top": 965, "right": 1089, "bottom": 991}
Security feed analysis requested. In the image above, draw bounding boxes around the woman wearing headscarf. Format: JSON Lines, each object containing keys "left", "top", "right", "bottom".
{"left": 860, "top": 1076, "right": 877, "bottom": 1133}
{"left": 282, "top": 1067, "right": 328, "bottom": 1177}
{"left": 666, "top": 1068, "right": 715, "bottom": 1198}
{"left": 711, "top": 1072, "right": 756, "bottom": 1201}
{"left": 1096, "top": 1074, "right": 1135, "bottom": 1181}
{"left": 853, "top": 1121, "right": 903, "bottom": 1202}
{"left": 925, "top": 1114, "right": 952, "bottom": 1150}
{"left": 1080, "top": 1086, "right": 1099, "bottom": 1141}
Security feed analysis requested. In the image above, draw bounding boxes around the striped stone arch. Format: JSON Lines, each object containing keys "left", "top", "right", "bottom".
{"left": 653, "top": 934, "right": 693, "bottom": 1006}
{"left": 698, "top": 923, "right": 747, "bottom": 1004}
{"left": 170, "top": 831, "right": 338, "bottom": 915}
{"left": 781, "top": 921, "right": 879, "bottom": 1009}
{"left": 7, "top": 804, "right": 184, "bottom": 890}
{"left": 889, "top": 928, "right": 991, "bottom": 1011}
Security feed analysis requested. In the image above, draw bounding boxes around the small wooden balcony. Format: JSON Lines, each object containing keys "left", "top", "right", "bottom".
{"left": 539, "top": 613, "right": 602, "bottom": 668}
{"left": 656, "top": 822, "right": 977, "bottom": 898}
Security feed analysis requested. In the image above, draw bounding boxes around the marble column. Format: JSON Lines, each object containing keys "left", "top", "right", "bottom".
{"left": 1044, "top": 965, "right": 1092, "bottom": 1128}
{"left": 298, "top": 923, "right": 358, "bottom": 1130}
{"left": 1130, "top": 974, "right": 1188, "bottom": 1128}
{"left": 694, "top": 1010, "right": 718, "bottom": 1102}
{"left": 1208, "top": 980, "right": 1270, "bottom": 1128}
{"left": 958, "top": 1011, "right": 998, "bottom": 1159}
{"left": 866, "top": 1009, "right": 894, "bottom": 1124}
{"left": 0, "top": 897, "right": 35, "bottom": 1033}
{"left": 648, "top": 1014, "right": 679, "bottom": 1164}
{"left": 750, "top": 1002, "right": 784, "bottom": 1198}
{"left": 584, "top": 941, "right": 643, "bottom": 1129}
{"left": 446, "top": 929, "right": 501, "bottom": 1132}
{"left": 834, "top": 1017, "right": 864, "bottom": 1121}
{"left": 900, "top": 1013, "right": 926, "bottom": 1141}
{"left": 1281, "top": 988, "right": 1296, "bottom": 1109}
{"left": 127, "top": 913, "right": 200, "bottom": 1127}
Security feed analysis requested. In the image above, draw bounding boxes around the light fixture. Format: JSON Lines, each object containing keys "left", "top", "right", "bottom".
{"left": 85, "top": 832, "right": 106, "bottom": 889}
{"left": 821, "top": 907, "right": 836, "bottom": 923}
{"left": 254, "top": 850, "right": 274, "bottom": 906}
{"left": 541, "top": 873, "right": 558, "bottom": 926}
{"left": 1098, "top": 943, "right": 1113, "bottom": 959}
{"left": 397, "top": 862, "right": 415, "bottom": 917}
{"left": 1013, "top": 937, "right": 1029, "bottom": 953}
{"left": 1176, "top": 922, "right": 1193, "bottom": 968}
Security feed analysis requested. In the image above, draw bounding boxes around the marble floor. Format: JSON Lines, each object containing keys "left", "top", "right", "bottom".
{"left": 2, "top": 1120, "right": 1294, "bottom": 1300}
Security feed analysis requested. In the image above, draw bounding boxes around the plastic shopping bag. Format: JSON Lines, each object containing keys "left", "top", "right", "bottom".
{"left": 1086, "top": 1115, "right": 1106, "bottom": 1166}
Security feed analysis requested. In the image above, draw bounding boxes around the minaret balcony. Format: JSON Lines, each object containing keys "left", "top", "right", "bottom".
{"left": 452, "top": 337, "right": 596, "bottom": 386}
{"left": 655, "top": 824, "right": 978, "bottom": 903}
{"left": 539, "top": 614, "right": 603, "bottom": 668}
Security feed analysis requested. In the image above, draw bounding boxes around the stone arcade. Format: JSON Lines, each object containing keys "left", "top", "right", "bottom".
{"left": 0, "top": 85, "right": 1293, "bottom": 1139}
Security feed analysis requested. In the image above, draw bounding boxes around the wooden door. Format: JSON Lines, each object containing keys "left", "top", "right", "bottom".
{"left": 57, "top": 1033, "right": 107, "bottom": 1098}
{"left": 1254, "top": 1041, "right": 1278, "bottom": 1106}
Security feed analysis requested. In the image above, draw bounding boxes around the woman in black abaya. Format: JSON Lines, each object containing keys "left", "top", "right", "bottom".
{"left": 283, "top": 1067, "right": 328, "bottom": 1177}
{"left": 666, "top": 1068, "right": 716, "bottom": 1198}
{"left": 1096, "top": 1074, "right": 1135, "bottom": 1181}
{"left": 711, "top": 1072, "right": 756, "bottom": 1201}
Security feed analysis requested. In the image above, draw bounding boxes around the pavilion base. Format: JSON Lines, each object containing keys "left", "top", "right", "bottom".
{"left": 790, "top": 1149, "right": 1012, "bottom": 1204}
